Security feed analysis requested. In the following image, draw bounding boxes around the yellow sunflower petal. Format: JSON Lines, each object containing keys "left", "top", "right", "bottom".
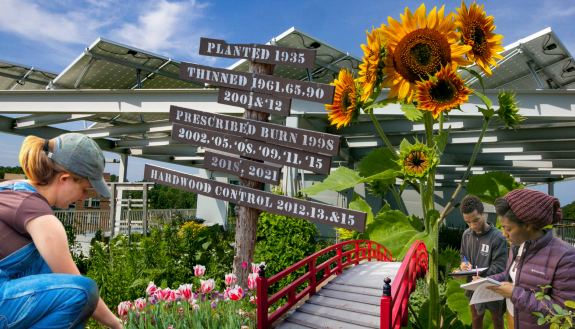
{"left": 415, "top": 3, "right": 427, "bottom": 28}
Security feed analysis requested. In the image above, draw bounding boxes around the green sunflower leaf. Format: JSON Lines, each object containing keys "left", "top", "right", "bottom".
{"left": 473, "top": 91, "right": 493, "bottom": 110}
{"left": 361, "top": 209, "right": 435, "bottom": 259}
{"left": 349, "top": 192, "right": 374, "bottom": 226}
{"left": 466, "top": 171, "right": 525, "bottom": 204}
{"left": 363, "top": 95, "right": 398, "bottom": 111}
{"left": 400, "top": 103, "right": 424, "bottom": 122}
{"left": 399, "top": 139, "right": 412, "bottom": 154}
{"left": 358, "top": 147, "right": 401, "bottom": 177}
{"left": 459, "top": 66, "right": 485, "bottom": 93}
{"left": 445, "top": 288, "right": 473, "bottom": 325}
{"left": 433, "top": 125, "right": 451, "bottom": 156}
{"left": 301, "top": 167, "right": 397, "bottom": 195}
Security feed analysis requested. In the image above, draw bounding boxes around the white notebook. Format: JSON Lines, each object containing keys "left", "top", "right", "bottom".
{"left": 460, "top": 278, "right": 504, "bottom": 304}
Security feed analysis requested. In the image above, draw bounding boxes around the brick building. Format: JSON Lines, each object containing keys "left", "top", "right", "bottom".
{"left": 74, "top": 173, "right": 111, "bottom": 210}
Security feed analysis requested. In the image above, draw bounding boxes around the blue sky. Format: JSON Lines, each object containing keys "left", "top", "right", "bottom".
{"left": 1, "top": 0, "right": 574, "bottom": 206}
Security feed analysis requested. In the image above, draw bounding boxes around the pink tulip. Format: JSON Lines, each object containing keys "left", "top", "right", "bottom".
{"left": 252, "top": 262, "right": 266, "bottom": 274}
{"left": 134, "top": 298, "right": 147, "bottom": 311}
{"left": 247, "top": 273, "right": 258, "bottom": 291}
{"left": 178, "top": 284, "right": 193, "bottom": 301}
{"left": 155, "top": 288, "right": 171, "bottom": 301}
{"left": 200, "top": 279, "right": 215, "bottom": 293}
{"left": 167, "top": 289, "right": 181, "bottom": 302}
{"left": 118, "top": 301, "right": 132, "bottom": 317}
{"left": 193, "top": 264, "right": 206, "bottom": 277}
{"left": 145, "top": 281, "right": 157, "bottom": 295}
{"left": 193, "top": 304, "right": 200, "bottom": 310}
{"left": 249, "top": 296, "right": 257, "bottom": 304}
{"left": 225, "top": 273, "right": 237, "bottom": 286}
{"left": 228, "top": 285, "right": 244, "bottom": 301}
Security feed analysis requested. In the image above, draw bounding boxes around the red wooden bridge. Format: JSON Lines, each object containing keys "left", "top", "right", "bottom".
{"left": 256, "top": 240, "right": 429, "bottom": 329}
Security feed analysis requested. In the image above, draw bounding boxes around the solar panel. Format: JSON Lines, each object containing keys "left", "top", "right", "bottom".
{"left": 52, "top": 38, "right": 204, "bottom": 90}
{"left": 460, "top": 28, "right": 575, "bottom": 90}
{"left": 0, "top": 59, "right": 57, "bottom": 90}
{"left": 227, "top": 27, "right": 361, "bottom": 84}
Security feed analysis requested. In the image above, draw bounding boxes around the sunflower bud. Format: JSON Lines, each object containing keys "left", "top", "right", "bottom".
{"left": 397, "top": 139, "right": 438, "bottom": 181}
{"left": 495, "top": 90, "right": 524, "bottom": 130}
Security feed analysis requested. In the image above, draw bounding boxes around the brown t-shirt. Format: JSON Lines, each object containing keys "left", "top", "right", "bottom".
{"left": 0, "top": 181, "right": 53, "bottom": 260}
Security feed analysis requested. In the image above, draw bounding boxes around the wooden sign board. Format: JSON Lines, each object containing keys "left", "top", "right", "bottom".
{"left": 218, "top": 87, "right": 291, "bottom": 116}
{"left": 172, "top": 124, "right": 332, "bottom": 175}
{"left": 199, "top": 37, "right": 317, "bottom": 69}
{"left": 179, "top": 62, "right": 335, "bottom": 105}
{"left": 204, "top": 151, "right": 282, "bottom": 185}
{"left": 170, "top": 106, "right": 341, "bottom": 156}
{"left": 144, "top": 164, "right": 366, "bottom": 232}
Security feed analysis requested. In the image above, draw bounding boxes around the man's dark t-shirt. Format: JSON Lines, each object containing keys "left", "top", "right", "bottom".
{"left": 0, "top": 181, "right": 53, "bottom": 261}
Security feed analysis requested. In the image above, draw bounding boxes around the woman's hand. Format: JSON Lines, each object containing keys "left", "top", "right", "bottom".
{"left": 486, "top": 281, "right": 515, "bottom": 299}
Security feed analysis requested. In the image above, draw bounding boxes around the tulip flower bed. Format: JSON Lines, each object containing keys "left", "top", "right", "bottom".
{"left": 115, "top": 264, "right": 270, "bottom": 329}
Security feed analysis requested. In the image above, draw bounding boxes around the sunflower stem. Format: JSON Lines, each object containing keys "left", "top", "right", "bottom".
{"left": 439, "top": 112, "right": 444, "bottom": 134}
{"left": 423, "top": 112, "right": 436, "bottom": 212}
{"left": 368, "top": 110, "right": 399, "bottom": 159}
{"left": 420, "top": 178, "right": 426, "bottom": 217}
{"left": 390, "top": 185, "right": 407, "bottom": 216}
{"left": 437, "top": 116, "right": 492, "bottom": 225}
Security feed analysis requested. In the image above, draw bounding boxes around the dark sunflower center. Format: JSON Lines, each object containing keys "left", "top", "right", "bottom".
{"left": 429, "top": 79, "right": 457, "bottom": 103}
{"left": 405, "top": 151, "right": 428, "bottom": 173}
{"left": 394, "top": 29, "right": 452, "bottom": 83}
{"left": 468, "top": 22, "right": 487, "bottom": 55}
{"left": 341, "top": 90, "right": 353, "bottom": 114}
{"left": 410, "top": 44, "right": 433, "bottom": 66}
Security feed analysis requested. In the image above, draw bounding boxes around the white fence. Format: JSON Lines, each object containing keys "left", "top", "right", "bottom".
{"left": 54, "top": 209, "right": 197, "bottom": 235}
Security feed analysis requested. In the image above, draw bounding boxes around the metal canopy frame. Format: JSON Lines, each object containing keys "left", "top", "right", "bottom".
{"left": 1, "top": 28, "right": 575, "bottom": 187}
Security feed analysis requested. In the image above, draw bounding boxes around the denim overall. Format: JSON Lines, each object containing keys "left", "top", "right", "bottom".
{"left": 0, "top": 182, "right": 99, "bottom": 329}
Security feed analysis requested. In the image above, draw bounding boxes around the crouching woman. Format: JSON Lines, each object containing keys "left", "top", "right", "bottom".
{"left": 0, "top": 134, "right": 121, "bottom": 329}
{"left": 485, "top": 189, "right": 575, "bottom": 329}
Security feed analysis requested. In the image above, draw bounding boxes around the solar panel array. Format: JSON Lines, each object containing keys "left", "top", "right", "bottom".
{"left": 0, "top": 59, "right": 57, "bottom": 90}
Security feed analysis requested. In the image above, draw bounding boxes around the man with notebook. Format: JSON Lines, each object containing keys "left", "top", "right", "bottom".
{"left": 454, "top": 195, "right": 508, "bottom": 329}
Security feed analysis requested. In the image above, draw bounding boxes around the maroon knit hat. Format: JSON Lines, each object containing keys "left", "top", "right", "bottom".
{"left": 503, "top": 189, "right": 562, "bottom": 229}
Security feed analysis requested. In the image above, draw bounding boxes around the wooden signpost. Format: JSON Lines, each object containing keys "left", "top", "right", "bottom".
{"left": 142, "top": 36, "right": 366, "bottom": 288}
{"left": 203, "top": 151, "right": 282, "bottom": 186}
{"left": 179, "top": 62, "right": 335, "bottom": 104}
{"left": 170, "top": 106, "right": 341, "bottom": 155}
{"left": 199, "top": 37, "right": 317, "bottom": 69}
{"left": 172, "top": 123, "right": 332, "bottom": 175}
{"left": 144, "top": 164, "right": 366, "bottom": 232}
{"left": 217, "top": 87, "right": 291, "bottom": 117}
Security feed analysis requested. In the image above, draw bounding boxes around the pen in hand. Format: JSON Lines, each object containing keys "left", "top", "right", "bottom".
{"left": 464, "top": 256, "right": 470, "bottom": 270}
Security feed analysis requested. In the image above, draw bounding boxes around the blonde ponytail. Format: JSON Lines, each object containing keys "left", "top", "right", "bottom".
{"left": 19, "top": 136, "right": 86, "bottom": 186}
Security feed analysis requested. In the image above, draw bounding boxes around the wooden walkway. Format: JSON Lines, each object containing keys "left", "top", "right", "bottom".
{"left": 277, "top": 261, "right": 403, "bottom": 329}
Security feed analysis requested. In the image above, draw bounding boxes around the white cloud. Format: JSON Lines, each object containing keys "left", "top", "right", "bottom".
{"left": 0, "top": 0, "right": 103, "bottom": 44}
{"left": 111, "top": 0, "right": 214, "bottom": 61}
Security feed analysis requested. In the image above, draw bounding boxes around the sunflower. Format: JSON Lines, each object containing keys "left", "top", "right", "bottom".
{"left": 414, "top": 64, "right": 473, "bottom": 119}
{"left": 496, "top": 90, "right": 524, "bottom": 130}
{"left": 454, "top": 1, "right": 505, "bottom": 76}
{"left": 358, "top": 28, "right": 384, "bottom": 102}
{"left": 397, "top": 139, "right": 438, "bottom": 181}
{"left": 379, "top": 4, "right": 473, "bottom": 103}
{"left": 326, "top": 69, "right": 361, "bottom": 129}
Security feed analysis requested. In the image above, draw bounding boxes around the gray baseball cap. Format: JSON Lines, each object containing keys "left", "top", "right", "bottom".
{"left": 48, "top": 133, "right": 111, "bottom": 199}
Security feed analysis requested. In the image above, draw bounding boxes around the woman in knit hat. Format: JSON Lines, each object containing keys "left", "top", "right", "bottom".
{"left": 482, "top": 189, "right": 575, "bottom": 329}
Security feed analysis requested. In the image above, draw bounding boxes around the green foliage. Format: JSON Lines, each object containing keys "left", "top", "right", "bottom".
{"left": 439, "top": 246, "right": 461, "bottom": 274}
{"left": 358, "top": 147, "right": 401, "bottom": 177}
{"left": 496, "top": 90, "right": 524, "bottom": 130}
{"left": 83, "top": 214, "right": 234, "bottom": 310}
{"left": 254, "top": 210, "right": 324, "bottom": 300}
{"left": 444, "top": 279, "right": 472, "bottom": 326}
{"left": 562, "top": 201, "right": 575, "bottom": 219}
{"left": 433, "top": 126, "right": 451, "bottom": 157}
{"left": 360, "top": 209, "right": 436, "bottom": 260}
{"left": 401, "top": 103, "right": 424, "bottom": 122}
{"left": 533, "top": 285, "right": 575, "bottom": 328}
{"left": 459, "top": 67, "right": 485, "bottom": 93}
{"left": 0, "top": 166, "right": 25, "bottom": 179}
{"left": 438, "top": 224, "right": 466, "bottom": 252}
{"left": 301, "top": 167, "right": 396, "bottom": 195}
{"left": 136, "top": 183, "right": 198, "bottom": 209}
{"left": 363, "top": 96, "right": 398, "bottom": 111}
{"left": 466, "top": 171, "right": 524, "bottom": 204}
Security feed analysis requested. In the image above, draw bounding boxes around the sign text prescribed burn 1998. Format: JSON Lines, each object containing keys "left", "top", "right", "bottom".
{"left": 179, "top": 62, "right": 334, "bottom": 105}
{"left": 170, "top": 106, "right": 340, "bottom": 156}
{"left": 144, "top": 164, "right": 366, "bottom": 232}
{"left": 199, "top": 37, "right": 316, "bottom": 69}
{"left": 172, "top": 123, "right": 332, "bottom": 175}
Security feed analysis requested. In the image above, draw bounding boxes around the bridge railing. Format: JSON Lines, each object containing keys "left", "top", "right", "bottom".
{"left": 256, "top": 240, "right": 392, "bottom": 329}
{"left": 381, "top": 240, "right": 429, "bottom": 329}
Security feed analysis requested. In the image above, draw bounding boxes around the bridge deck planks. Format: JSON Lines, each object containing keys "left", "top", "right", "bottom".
{"left": 276, "top": 261, "right": 403, "bottom": 329}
